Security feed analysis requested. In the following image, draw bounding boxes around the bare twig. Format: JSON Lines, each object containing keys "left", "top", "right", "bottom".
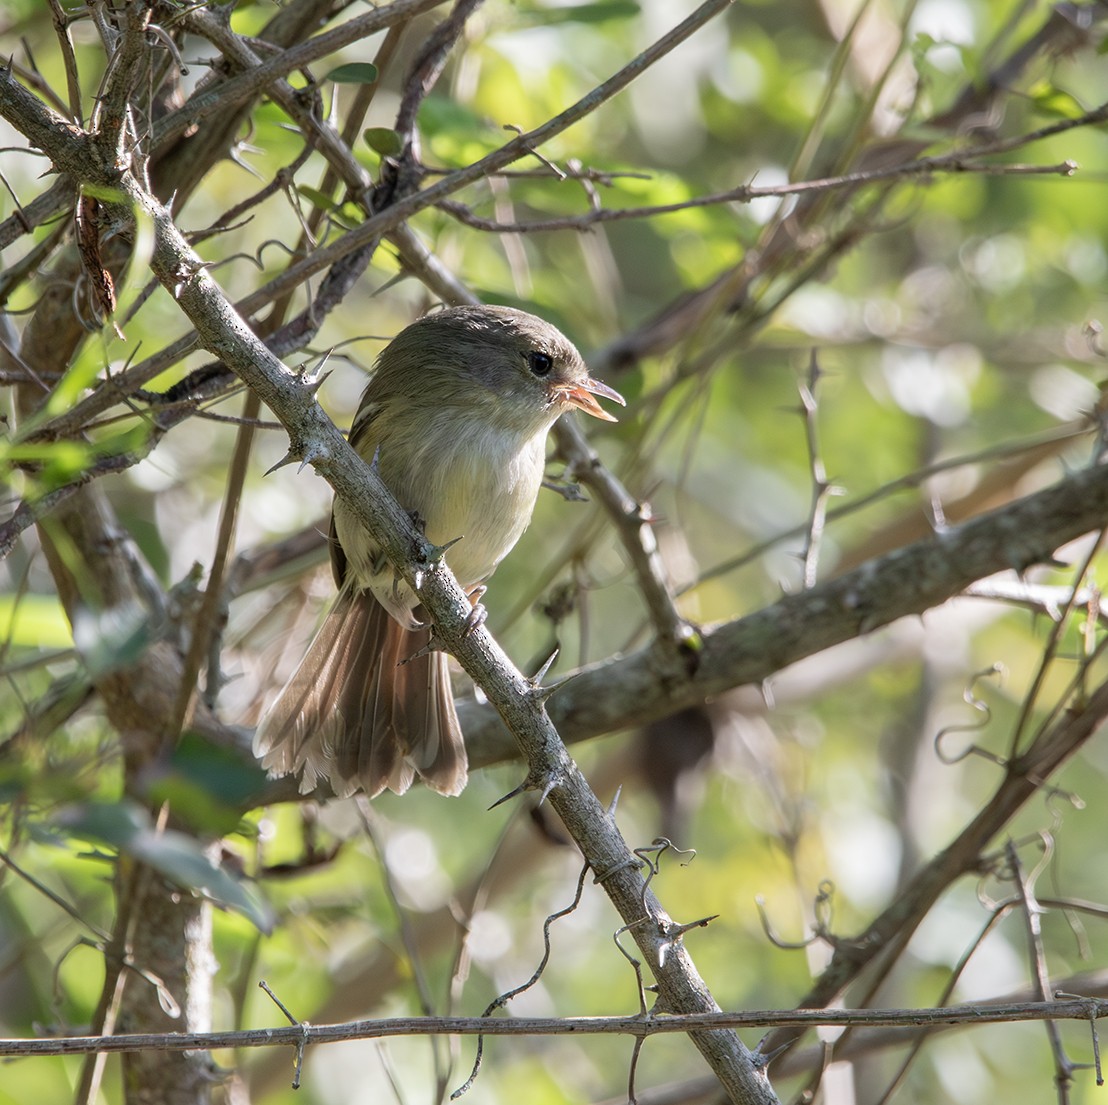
{"left": 795, "top": 351, "right": 842, "bottom": 589}
{"left": 2, "top": 999, "right": 1106, "bottom": 1058}
{"left": 556, "top": 417, "right": 692, "bottom": 648}
{"left": 436, "top": 156, "right": 1079, "bottom": 235}
{"left": 1008, "top": 841, "right": 1076, "bottom": 1103}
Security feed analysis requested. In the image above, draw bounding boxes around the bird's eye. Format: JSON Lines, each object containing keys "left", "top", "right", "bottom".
{"left": 528, "top": 351, "right": 554, "bottom": 377}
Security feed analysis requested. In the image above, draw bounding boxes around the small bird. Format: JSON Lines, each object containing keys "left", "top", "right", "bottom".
{"left": 254, "top": 305, "right": 624, "bottom": 798}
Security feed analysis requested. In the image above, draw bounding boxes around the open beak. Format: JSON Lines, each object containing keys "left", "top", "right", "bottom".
{"left": 554, "top": 377, "right": 626, "bottom": 422}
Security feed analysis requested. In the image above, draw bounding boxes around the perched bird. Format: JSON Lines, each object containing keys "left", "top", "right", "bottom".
{"left": 254, "top": 305, "right": 624, "bottom": 798}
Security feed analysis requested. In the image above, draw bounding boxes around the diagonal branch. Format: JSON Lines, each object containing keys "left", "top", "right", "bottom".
{"left": 0, "top": 47, "right": 778, "bottom": 1105}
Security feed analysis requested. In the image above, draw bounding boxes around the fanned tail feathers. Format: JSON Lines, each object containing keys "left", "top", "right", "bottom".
{"left": 253, "top": 592, "right": 467, "bottom": 798}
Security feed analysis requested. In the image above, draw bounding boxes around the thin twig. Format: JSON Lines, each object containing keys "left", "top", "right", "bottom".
{"left": 555, "top": 417, "right": 692, "bottom": 648}
{"left": 436, "top": 157, "right": 1078, "bottom": 234}
{"left": 2, "top": 999, "right": 1106, "bottom": 1057}
{"left": 795, "top": 351, "right": 842, "bottom": 589}
{"left": 1009, "top": 842, "right": 1076, "bottom": 1103}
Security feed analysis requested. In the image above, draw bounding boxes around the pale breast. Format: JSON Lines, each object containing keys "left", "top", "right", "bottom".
{"left": 401, "top": 412, "right": 548, "bottom": 587}
{"left": 333, "top": 404, "right": 549, "bottom": 621}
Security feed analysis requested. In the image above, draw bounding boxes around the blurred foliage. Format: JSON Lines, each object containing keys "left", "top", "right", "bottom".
{"left": 2, "top": 0, "right": 1108, "bottom": 1103}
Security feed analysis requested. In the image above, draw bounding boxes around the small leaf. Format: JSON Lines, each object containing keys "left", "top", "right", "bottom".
{"left": 296, "top": 185, "right": 336, "bottom": 213}
{"left": 325, "top": 62, "right": 379, "bottom": 85}
{"left": 1027, "top": 80, "right": 1085, "bottom": 120}
{"left": 363, "top": 127, "right": 403, "bottom": 156}
{"left": 681, "top": 628, "right": 705, "bottom": 653}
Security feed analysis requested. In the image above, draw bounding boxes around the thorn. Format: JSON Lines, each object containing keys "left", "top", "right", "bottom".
{"left": 753, "top": 1039, "right": 793, "bottom": 1069}
{"left": 666, "top": 914, "right": 719, "bottom": 938}
{"left": 536, "top": 773, "right": 558, "bottom": 807}
{"left": 542, "top": 478, "right": 589, "bottom": 503}
{"left": 304, "top": 369, "right": 332, "bottom": 396}
{"left": 265, "top": 448, "right": 301, "bottom": 476}
{"left": 529, "top": 648, "right": 560, "bottom": 687}
{"left": 488, "top": 782, "right": 527, "bottom": 810}
{"left": 527, "top": 668, "right": 583, "bottom": 704}
{"left": 426, "top": 534, "right": 464, "bottom": 565}
{"left": 607, "top": 785, "right": 623, "bottom": 816}
{"left": 398, "top": 636, "right": 442, "bottom": 666}
{"left": 295, "top": 443, "right": 329, "bottom": 474}
{"left": 806, "top": 347, "right": 823, "bottom": 388}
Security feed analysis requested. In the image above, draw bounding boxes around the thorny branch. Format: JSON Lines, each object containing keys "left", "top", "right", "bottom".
{"left": 0, "top": 6, "right": 781, "bottom": 1103}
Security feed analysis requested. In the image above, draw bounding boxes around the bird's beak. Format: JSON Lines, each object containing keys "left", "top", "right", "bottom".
{"left": 554, "top": 377, "right": 626, "bottom": 422}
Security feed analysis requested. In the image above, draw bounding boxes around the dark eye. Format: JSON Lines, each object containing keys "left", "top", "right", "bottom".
{"left": 528, "top": 350, "right": 554, "bottom": 376}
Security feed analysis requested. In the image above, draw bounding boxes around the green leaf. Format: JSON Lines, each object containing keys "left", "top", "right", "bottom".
{"left": 5, "top": 440, "right": 94, "bottom": 489}
{"left": 363, "top": 127, "right": 403, "bottom": 156}
{"left": 296, "top": 184, "right": 336, "bottom": 213}
{"left": 325, "top": 62, "right": 378, "bottom": 85}
{"left": 50, "top": 802, "right": 274, "bottom": 933}
{"left": 1027, "top": 80, "right": 1086, "bottom": 120}
{"left": 148, "top": 731, "right": 271, "bottom": 836}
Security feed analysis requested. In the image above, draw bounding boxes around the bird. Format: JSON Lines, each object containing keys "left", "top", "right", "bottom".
{"left": 254, "top": 304, "right": 624, "bottom": 799}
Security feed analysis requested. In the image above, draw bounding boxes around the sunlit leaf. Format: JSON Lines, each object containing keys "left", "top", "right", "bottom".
{"left": 5, "top": 440, "right": 94, "bottom": 490}
{"left": 1027, "top": 79, "right": 1086, "bottom": 120}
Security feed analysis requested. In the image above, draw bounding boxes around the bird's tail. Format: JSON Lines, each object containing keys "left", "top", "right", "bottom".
{"left": 253, "top": 590, "right": 467, "bottom": 798}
